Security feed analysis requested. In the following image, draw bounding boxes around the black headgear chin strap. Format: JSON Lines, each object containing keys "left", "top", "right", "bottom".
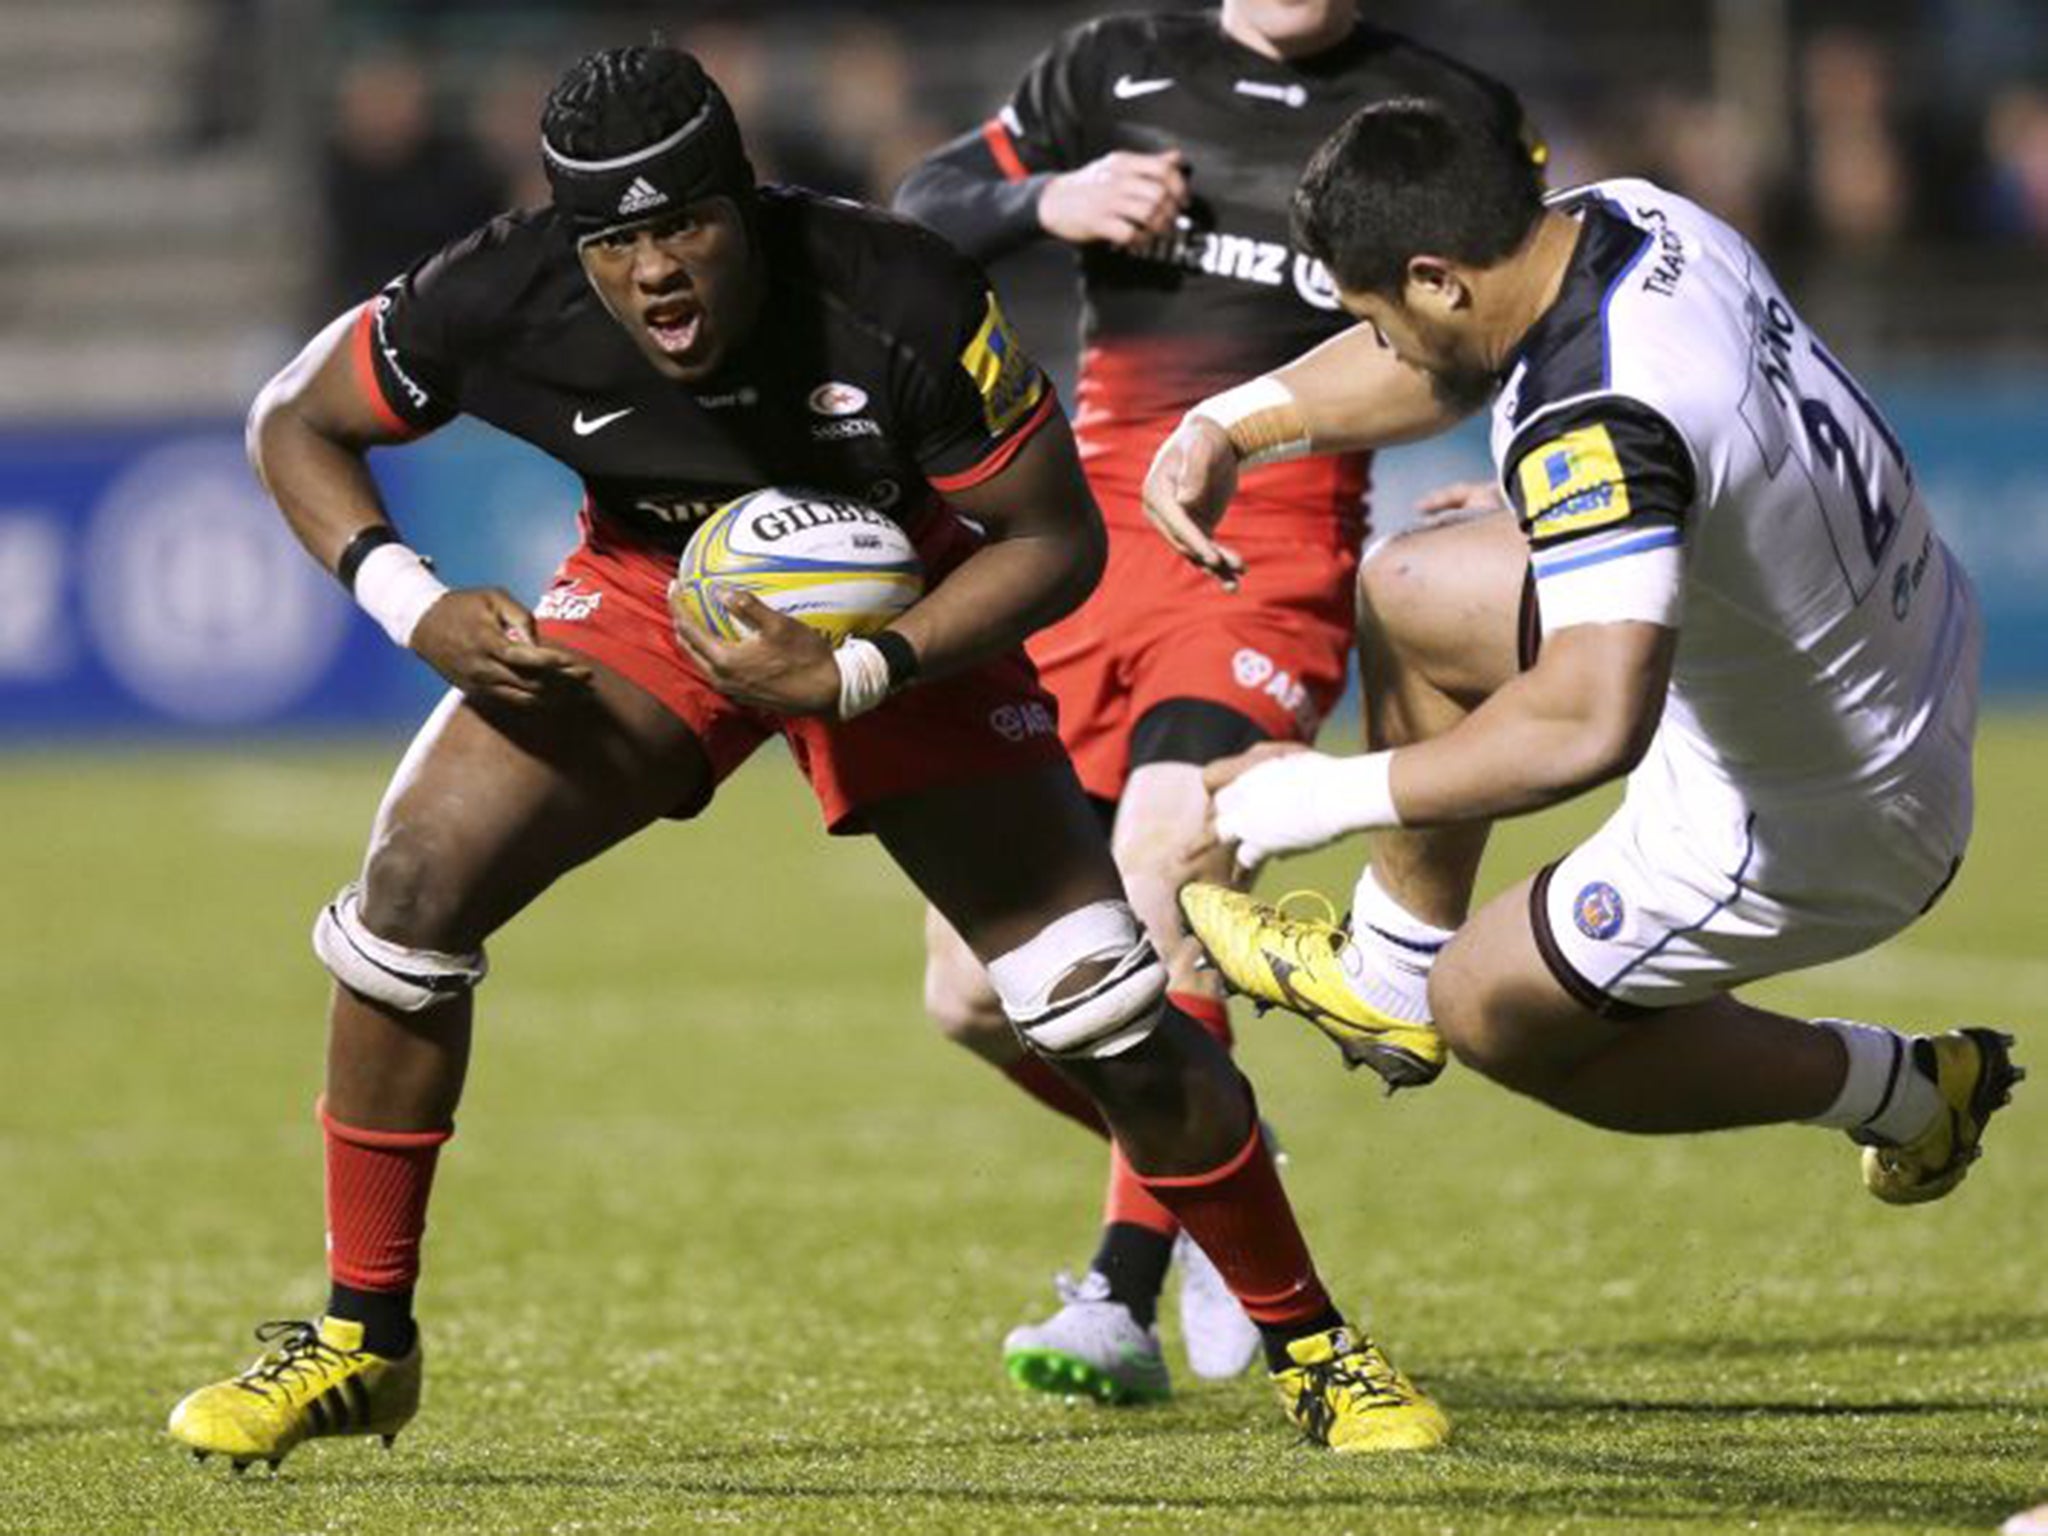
{"left": 542, "top": 80, "right": 754, "bottom": 237}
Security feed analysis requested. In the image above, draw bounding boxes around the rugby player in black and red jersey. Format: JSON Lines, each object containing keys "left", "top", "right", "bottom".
{"left": 162, "top": 45, "right": 1446, "bottom": 1466}
{"left": 896, "top": 0, "right": 1539, "bottom": 1403}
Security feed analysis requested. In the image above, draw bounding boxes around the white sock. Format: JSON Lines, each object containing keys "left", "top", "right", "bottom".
{"left": 1337, "top": 865, "right": 1455, "bottom": 1025}
{"left": 1807, "top": 1019, "right": 1942, "bottom": 1142}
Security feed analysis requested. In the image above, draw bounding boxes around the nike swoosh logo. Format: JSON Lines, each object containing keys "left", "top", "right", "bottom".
{"left": 573, "top": 407, "right": 635, "bottom": 436}
{"left": 1113, "top": 75, "right": 1173, "bottom": 100}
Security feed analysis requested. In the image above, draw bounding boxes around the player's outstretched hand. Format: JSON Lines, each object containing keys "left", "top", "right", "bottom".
{"left": 1142, "top": 415, "right": 1245, "bottom": 589}
{"left": 671, "top": 588, "right": 839, "bottom": 716}
{"left": 1039, "top": 148, "right": 1189, "bottom": 250}
{"left": 1184, "top": 741, "right": 1309, "bottom": 870}
{"left": 410, "top": 587, "right": 594, "bottom": 711}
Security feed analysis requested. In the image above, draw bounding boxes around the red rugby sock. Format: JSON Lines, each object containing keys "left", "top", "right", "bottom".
{"left": 1093, "top": 991, "right": 1233, "bottom": 1238}
{"left": 1102, "top": 1139, "right": 1178, "bottom": 1236}
{"left": 1168, "top": 989, "right": 1234, "bottom": 1050}
{"left": 320, "top": 1097, "right": 451, "bottom": 1294}
{"left": 1001, "top": 1055, "right": 1109, "bottom": 1139}
{"left": 1135, "top": 1119, "right": 1333, "bottom": 1328}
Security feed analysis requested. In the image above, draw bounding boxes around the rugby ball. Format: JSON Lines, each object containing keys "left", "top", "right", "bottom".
{"left": 669, "top": 488, "right": 923, "bottom": 644}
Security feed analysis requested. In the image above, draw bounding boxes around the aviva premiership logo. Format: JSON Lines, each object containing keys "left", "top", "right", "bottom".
{"left": 1518, "top": 424, "right": 1633, "bottom": 540}
{"left": 960, "top": 294, "right": 1046, "bottom": 436}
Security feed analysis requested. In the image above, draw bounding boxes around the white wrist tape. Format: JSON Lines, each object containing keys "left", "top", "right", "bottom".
{"left": 1213, "top": 750, "right": 1401, "bottom": 869}
{"left": 834, "top": 637, "right": 893, "bottom": 721}
{"left": 1189, "top": 376, "right": 1311, "bottom": 468}
{"left": 354, "top": 542, "right": 449, "bottom": 647}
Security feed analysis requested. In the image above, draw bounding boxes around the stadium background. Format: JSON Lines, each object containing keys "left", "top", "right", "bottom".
{"left": 2, "top": 0, "right": 2046, "bottom": 734}
{"left": 3, "top": 5, "right": 2045, "bottom": 1534}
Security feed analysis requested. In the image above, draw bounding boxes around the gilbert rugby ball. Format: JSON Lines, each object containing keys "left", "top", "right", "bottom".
{"left": 670, "top": 488, "right": 923, "bottom": 644}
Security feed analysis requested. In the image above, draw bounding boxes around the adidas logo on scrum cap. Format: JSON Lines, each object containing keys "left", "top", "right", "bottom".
{"left": 617, "top": 177, "right": 668, "bottom": 216}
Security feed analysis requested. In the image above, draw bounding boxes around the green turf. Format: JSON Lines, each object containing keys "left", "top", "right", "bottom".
{"left": 3, "top": 717, "right": 2044, "bottom": 1535}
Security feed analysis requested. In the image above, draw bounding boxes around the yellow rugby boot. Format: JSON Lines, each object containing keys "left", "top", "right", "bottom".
{"left": 1269, "top": 1327, "right": 1450, "bottom": 1453}
{"left": 1178, "top": 883, "right": 1446, "bottom": 1089}
{"left": 1860, "top": 1028, "right": 2022, "bottom": 1205}
{"left": 168, "top": 1317, "right": 422, "bottom": 1472}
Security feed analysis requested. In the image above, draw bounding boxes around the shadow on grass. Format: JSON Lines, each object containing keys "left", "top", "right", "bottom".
{"left": 292, "top": 1459, "right": 2023, "bottom": 1532}
{"left": 234, "top": 1381, "right": 2044, "bottom": 1535}
{"left": 1452, "top": 1307, "right": 2048, "bottom": 1369}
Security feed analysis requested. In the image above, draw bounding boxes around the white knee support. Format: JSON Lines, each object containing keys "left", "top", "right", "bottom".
{"left": 311, "top": 881, "right": 488, "bottom": 1013}
{"left": 986, "top": 900, "right": 1167, "bottom": 1059}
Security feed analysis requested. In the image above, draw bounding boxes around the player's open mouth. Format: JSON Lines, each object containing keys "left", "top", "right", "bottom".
{"left": 643, "top": 303, "right": 703, "bottom": 356}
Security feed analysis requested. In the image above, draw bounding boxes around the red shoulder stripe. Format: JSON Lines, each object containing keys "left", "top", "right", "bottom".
{"left": 349, "top": 302, "right": 420, "bottom": 440}
{"left": 928, "top": 391, "right": 1057, "bottom": 495}
{"left": 981, "top": 118, "right": 1030, "bottom": 184}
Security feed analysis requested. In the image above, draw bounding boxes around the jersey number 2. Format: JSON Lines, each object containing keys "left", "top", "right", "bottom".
{"left": 1798, "top": 343, "right": 1910, "bottom": 599}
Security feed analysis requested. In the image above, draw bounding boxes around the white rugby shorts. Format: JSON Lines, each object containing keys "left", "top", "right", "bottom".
{"left": 1530, "top": 671, "right": 1978, "bottom": 1016}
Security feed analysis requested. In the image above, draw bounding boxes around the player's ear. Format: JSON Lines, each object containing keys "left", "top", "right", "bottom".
{"left": 1404, "top": 256, "right": 1467, "bottom": 317}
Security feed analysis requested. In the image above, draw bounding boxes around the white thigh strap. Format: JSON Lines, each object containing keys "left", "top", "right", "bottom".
{"left": 986, "top": 900, "right": 1167, "bottom": 1059}
{"left": 312, "top": 881, "right": 488, "bottom": 1013}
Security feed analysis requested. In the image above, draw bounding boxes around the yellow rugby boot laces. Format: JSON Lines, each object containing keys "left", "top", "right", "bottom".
{"left": 1179, "top": 883, "right": 1446, "bottom": 1090}
{"left": 1269, "top": 1327, "right": 1450, "bottom": 1453}
{"left": 168, "top": 1316, "right": 422, "bottom": 1473}
{"left": 1860, "top": 1028, "right": 2023, "bottom": 1205}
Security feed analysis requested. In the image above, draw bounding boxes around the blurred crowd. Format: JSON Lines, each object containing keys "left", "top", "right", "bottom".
{"left": 302, "top": 1, "right": 2048, "bottom": 320}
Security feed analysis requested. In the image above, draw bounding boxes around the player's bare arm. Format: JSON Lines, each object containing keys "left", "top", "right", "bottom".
{"left": 1200, "top": 617, "right": 1674, "bottom": 868}
{"left": 902, "top": 412, "right": 1107, "bottom": 663}
{"left": 1140, "top": 323, "right": 1462, "bottom": 585}
{"left": 248, "top": 316, "right": 592, "bottom": 711}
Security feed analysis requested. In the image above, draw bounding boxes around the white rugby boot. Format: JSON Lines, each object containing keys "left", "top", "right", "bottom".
{"left": 1002, "top": 1270, "right": 1171, "bottom": 1405}
{"left": 1174, "top": 1231, "right": 1261, "bottom": 1379}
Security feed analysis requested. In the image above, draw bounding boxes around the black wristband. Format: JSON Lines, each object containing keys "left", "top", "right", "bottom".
{"left": 335, "top": 524, "right": 402, "bottom": 593}
{"left": 871, "top": 629, "right": 921, "bottom": 689}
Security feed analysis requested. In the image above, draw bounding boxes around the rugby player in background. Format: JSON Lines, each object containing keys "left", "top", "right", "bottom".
{"left": 896, "top": 0, "right": 1540, "bottom": 1403}
{"left": 1149, "top": 102, "right": 2018, "bottom": 1213}
{"left": 164, "top": 46, "right": 1449, "bottom": 1471}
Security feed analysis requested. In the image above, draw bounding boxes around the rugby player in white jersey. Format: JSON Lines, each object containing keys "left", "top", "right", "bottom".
{"left": 1143, "top": 98, "right": 2019, "bottom": 1193}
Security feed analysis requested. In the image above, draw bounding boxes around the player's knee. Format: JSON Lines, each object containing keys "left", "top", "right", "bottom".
{"left": 313, "top": 877, "right": 488, "bottom": 1015}
{"left": 922, "top": 951, "right": 1010, "bottom": 1052}
{"left": 987, "top": 900, "right": 1167, "bottom": 1060}
{"left": 351, "top": 823, "right": 475, "bottom": 950}
{"left": 1427, "top": 942, "right": 1523, "bottom": 1077}
{"left": 1428, "top": 943, "right": 1560, "bottom": 1093}
{"left": 1355, "top": 534, "right": 1431, "bottom": 658}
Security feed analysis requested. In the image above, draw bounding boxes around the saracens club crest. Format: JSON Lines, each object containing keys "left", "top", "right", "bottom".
{"left": 1573, "top": 881, "right": 1625, "bottom": 940}
{"left": 807, "top": 381, "right": 869, "bottom": 417}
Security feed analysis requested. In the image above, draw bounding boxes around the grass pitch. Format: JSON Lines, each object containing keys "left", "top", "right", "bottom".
{"left": 3, "top": 716, "right": 2045, "bottom": 1535}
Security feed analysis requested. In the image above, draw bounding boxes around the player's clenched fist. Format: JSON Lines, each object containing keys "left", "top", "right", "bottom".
{"left": 409, "top": 587, "right": 593, "bottom": 710}
{"left": 1038, "top": 148, "right": 1189, "bottom": 249}
{"left": 1141, "top": 414, "right": 1244, "bottom": 588}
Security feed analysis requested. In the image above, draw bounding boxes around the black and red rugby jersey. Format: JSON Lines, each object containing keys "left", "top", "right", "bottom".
{"left": 351, "top": 186, "right": 1054, "bottom": 550}
{"left": 896, "top": 12, "right": 1537, "bottom": 541}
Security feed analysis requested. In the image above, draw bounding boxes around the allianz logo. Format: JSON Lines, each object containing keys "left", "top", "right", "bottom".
{"left": 1128, "top": 222, "right": 1340, "bottom": 311}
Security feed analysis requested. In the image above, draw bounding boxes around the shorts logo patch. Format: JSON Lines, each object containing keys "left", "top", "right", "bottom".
{"left": 989, "top": 700, "right": 1056, "bottom": 742}
{"left": 1573, "top": 880, "right": 1625, "bottom": 941}
{"left": 1517, "top": 424, "right": 1633, "bottom": 541}
{"left": 1232, "top": 647, "right": 1312, "bottom": 722}
{"left": 534, "top": 582, "right": 602, "bottom": 623}
{"left": 960, "top": 293, "right": 1046, "bottom": 436}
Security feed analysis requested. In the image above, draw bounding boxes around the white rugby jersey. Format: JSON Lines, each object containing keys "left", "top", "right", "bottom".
{"left": 1490, "top": 177, "right": 1977, "bottom": 807}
